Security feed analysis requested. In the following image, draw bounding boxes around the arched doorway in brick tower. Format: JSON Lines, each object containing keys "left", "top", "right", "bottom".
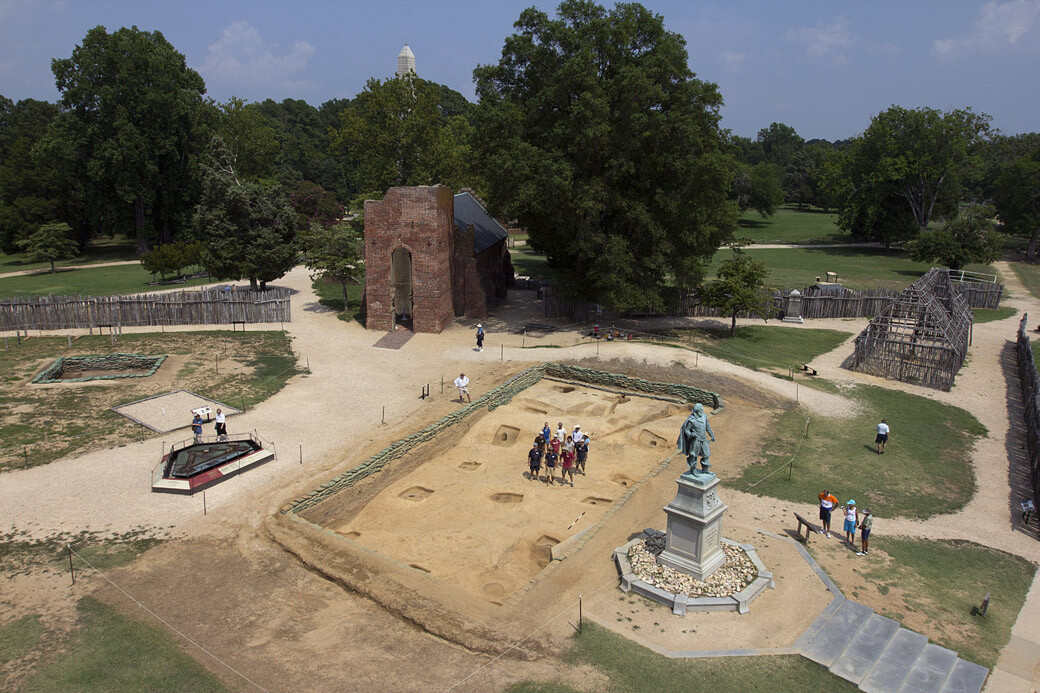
{"left": 390, "top": 247, "right": 413, "bottom": 330}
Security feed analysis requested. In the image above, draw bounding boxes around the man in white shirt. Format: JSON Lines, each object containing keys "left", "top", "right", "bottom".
{"left": 571, "top": 425, "right": 584, "bottom": 445}
{"left": 875, "top": 419, "right": 890, "bottom": 455}
{"left": 555, "top": 422, "right": 567, "bottom": 444}
{"left": 454, "top": 373, "right": 471, "bottom": 403}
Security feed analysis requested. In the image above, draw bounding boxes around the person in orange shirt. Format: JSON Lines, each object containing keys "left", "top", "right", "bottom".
{"left": 818, "top": 489, "right": 838, "bottom": 538}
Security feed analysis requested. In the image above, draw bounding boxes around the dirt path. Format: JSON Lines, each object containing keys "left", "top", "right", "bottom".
{"left": 0, "top": 259, "right": 140, "bottom": 279}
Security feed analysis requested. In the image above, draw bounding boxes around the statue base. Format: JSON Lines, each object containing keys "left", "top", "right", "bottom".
{"left": 658, "top": 472, "right": 727, "bottom": 581}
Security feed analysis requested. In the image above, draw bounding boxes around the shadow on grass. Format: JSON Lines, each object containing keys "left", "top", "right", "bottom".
{"left": 738, "top": 218, "right": 770, "bottom": 229}
{"left": 1002, "top": 341, "right": 1040, "bottom": 540}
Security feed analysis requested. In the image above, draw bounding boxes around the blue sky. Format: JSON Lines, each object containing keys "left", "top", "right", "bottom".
{"left": 1, "top": 0, "right": 1038, "bottom": 141}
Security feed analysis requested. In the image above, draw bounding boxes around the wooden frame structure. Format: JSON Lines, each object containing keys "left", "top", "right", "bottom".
{"left": 852, "top": 268, "right": 972, "bottom": 391}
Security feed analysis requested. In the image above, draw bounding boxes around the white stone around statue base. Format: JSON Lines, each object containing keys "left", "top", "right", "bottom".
{"left": 658, "top": 472, "right": 727, "bottom": 581}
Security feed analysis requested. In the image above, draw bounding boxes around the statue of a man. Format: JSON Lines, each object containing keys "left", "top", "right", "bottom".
{"left": 677, "top": 403, "right": 715, "bottom": 477}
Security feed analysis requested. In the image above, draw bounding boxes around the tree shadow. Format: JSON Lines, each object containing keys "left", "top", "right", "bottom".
{"left": 1001, "top": 341, "right": 1040, "bottom": 540}
{"left": 738, "top": 218, "right": 771, "bottom": 229}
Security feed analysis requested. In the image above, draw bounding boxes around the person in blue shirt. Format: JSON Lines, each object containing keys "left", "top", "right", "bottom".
{"left": 191, "top": 412, "right": 203, "bottom": 442}
{"left": 541, "top": 422, "right": 552, "bottom": 446}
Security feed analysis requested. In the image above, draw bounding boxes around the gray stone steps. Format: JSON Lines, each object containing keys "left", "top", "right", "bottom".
{"left": 800, "top": 599, "right": 988, "bottom": 693}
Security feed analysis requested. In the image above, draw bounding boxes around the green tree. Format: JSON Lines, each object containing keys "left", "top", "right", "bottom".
{"left": 300, "top": 220, "right": 364, "bottom": 308}
{"left": 329, "top": 76, "right": 471, "bottom": 194}
{"left": 733, "top": 163, "right": 785, "bottom": 217}
{"left": 906, "top": 204, "right": 1003, "bottom": 270}
{"left": 703, "top": 243, "right": 771, "bottom": 335}
{"left": 832, "top": 106, "right": 991, "bottom": 239}
{"left": 46, "top": 26, "right": 211, "bottom": 252}
{"left": 193, "top": 139, "right": 297, "bottom": 290}
{"left": 216, "top": 97, "right": 280, "bottom": 181}
{"left": 0, "top": 97, "right": 63, "bottom": 252}
{"left": 756, "top": 122, "right": 804, "bottom": 168}
{"left": 288, "top": 180, "right": 344, "bottom": 229}
{"left": 821, "top": 147, "right": 919, "bottom": 247}
{"left": 993, "top": 148, "right": 1040, "bottom": 259}
{"left": 139, "top": 241, "right": 202, "bottom": 280}
{"left": 472, "top": 0, "right": 738, "bottom": 311}
{"left": 16, "top": 222, "right": 78, "bottom": 273}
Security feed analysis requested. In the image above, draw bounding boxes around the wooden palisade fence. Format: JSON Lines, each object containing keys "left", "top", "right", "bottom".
{"left": 1016, "top": 313, "right": 1040, "bottom": 514}
{"left": 0, "top": 287, "right": 291, "bottom": 332}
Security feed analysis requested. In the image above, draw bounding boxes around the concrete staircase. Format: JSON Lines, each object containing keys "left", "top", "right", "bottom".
{"left": 800, "top": 599, "right": 989, "bottom": 693}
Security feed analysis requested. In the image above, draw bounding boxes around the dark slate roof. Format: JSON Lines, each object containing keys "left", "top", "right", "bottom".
{"left": 454, "top": 192, "right": 508, "bottom": 254}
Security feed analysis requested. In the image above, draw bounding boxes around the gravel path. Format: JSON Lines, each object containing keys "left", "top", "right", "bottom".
{"left": 0, "top": 259, "right": 140, "bottom": 279}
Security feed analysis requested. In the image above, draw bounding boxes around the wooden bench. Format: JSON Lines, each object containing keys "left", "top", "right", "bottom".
{"left": 794, "top": 512, "right": 821, "bottom": 544}
{"left": 801, "top": 364, "right": 818, "bottom": 376}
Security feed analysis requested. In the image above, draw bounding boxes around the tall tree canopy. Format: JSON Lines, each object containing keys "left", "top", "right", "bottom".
{"left": 830, "top": 106, "right": 991, "bottom": 241}
{"left": 993, "top": 144, "right": 1040, "bottom": 259}
{"left": 46, "top": 26, "right": 211, "bottom": 252}
{"left": 193, "top": 139, "right": 297, "bottom": 291}
{"left": 905, "top": 203, "right": 1002, "bottom": 270}
{"left": 328, "top": 76, "right": 472, "bottom": 195}
{"left": 473, "top": 0, "right": 737, "bottom": 311}
{"left": 0, "top": 97, "right": 62, "bottom": 252}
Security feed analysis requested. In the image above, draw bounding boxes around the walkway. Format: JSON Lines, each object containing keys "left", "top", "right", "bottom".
{"left": 0, "top": 259, "right": 140, "bottom": 279}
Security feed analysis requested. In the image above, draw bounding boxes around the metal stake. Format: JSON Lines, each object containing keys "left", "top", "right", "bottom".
{"left": 500, "top": 344, "right": 504, "bottom": 361}
{"left": 68, "top": 545, "right": 75, "bottom": 585}
{"left": 299, "top": 444, "right": 303, "bottom": 465}
{"left": 203, "top": 490, "right": 207, "bottom": 515}
{"left": 382, "top": 405, "right": 385, "bottom": 425}
{"left": 579, "top": 594, "right": 583, "bottom": 633}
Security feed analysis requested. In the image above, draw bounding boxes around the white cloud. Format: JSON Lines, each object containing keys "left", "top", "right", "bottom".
{"left": 199, "top": 21, "right": 316, "bottom": 91}
{"left": 934, "top": 0, "right": 1040, "bottom": 58}
{"left": 788, "top": 17, "right": 852, "bottom": 60}
{"left": 719, "top": 51, "right": 746, "bottom": 68}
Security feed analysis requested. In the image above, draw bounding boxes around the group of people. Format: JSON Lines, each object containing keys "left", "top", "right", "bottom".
{"left": 818, "top": 489, "right": 874, "bottom": 556}
{"left": 527, "top": 421, "right": 590, "bottom": 486}
{"left": 191, "top": 408, "right": 228, "bottom": 443}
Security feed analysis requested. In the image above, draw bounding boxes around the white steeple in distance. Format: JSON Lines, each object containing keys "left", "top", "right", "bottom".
{"left": 397, "top": 44, "right": 416, "bottom": 77}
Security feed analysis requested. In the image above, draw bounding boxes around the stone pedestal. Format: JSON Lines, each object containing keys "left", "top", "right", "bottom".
{"left": 658, "top": 473, "right": 727, "bottom": 581}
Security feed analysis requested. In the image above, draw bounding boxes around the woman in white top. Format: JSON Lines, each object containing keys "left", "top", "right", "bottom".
{"left": 843, "top": 500, "right": 858, "bottom": 544}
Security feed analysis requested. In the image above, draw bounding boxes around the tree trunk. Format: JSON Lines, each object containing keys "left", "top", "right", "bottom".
{"left": 50, "top": 260, "right": 56, "bottom": 274}
{"left": 260, "top": 280, "right": 267, "bottom": 291}
{"left": 341, "top": 281, "right": 349, "bottom": 309}
{"left": 250, "top": 277, "right": 258, "bottom": 291}
{"left": 1028, "top": 226, "right": 1040, "bottom": 261}
{"left": 730, "top": 312, "right": 737, "bottom": 336}
{"left": 134, "top": 198, "right": 149, "bottom": 255}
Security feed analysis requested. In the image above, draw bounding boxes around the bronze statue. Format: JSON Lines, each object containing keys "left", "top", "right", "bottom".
{"left": 678, "top": 403, "right": 715, "bottom": 477}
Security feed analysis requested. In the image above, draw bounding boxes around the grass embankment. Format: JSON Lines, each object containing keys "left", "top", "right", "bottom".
{"left": 740, "top": 207, "right": 852, "bottom": 245}
{"left": 652, "top": 324, "right": 852, "bottom": 372}
{"left": 811, "top": 537, "right": 1035, "bottom": 668}
{"left": 706, "top": 247, "right": 997, "bottom": 292}
{"left": 1010, "top": 261, "right": 1040, "bottom": 301}
{"left": 507, "top": 621, "right": 858, "bottom": 693}
{"left": 311, "top": 278, "right": 364, "bottom": 324}
{"left": 0, "top": 263, "right": 212, "bottom": 299}
{"left": 732, "top": 384, "right": 986, "bottom": 519}
{"left": 0, "top": 235, "right": 137, "bottom": 274}
{"left": 24, "top": 597, "right": 227, "bottom": 692}
{"left": 0, "top": 331, "right": 302, "bottom": 471}
{"left": 973, "top": 306, "right": 1017, "bottom": 324}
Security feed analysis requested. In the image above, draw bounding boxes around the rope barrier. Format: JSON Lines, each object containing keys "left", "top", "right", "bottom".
{"left": 67, "top": 544, "right": 271, "bottom": 692}
{"left": 742, "top": 417, "right": 810, "bottom": 491}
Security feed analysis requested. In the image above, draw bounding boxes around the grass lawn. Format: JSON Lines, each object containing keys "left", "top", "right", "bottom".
{"left": 0, "top": 331, "right": 302, "bottom": 471}
{"left": 0, "top": 263, "right": 212, "bottom": 299}
{"left": 651, "top": 324, "right": 852, "bottom": 372}
{"left": 311, "top": 278, "right": 364, "bottom": 325}
{"left": 706, "top": 247, "right": 998, "bottom": 292}
{"left": 0, "top": 614, "right": 42, "bottom": 665}
{"left": 507, "top": 621, "right": 858, "bottom": 693}
{"left": 731, "top": 384, "right": 986, "bottom": 519}
{"left": 1031, "top": 340, "right": 1040, "bottom": 368}
{"left": 973, "top": 306, "right": 1018, "bottom": 324}
{"left": 26, "top": 597, "right": 227, "bottom": 692}
{"left": 510, "top": 246, "right": 553, "bottom": 280}
{"left": 0, "top": 235, "right": 138, "bottom": 274}
{"left": 813, "top": 537, "right": 1035, "bottom": 668}
{"left": 1010, "top": 261, "right": 1040, "bottom": 300}
{"left": 740, "top": 207, "right": 853, "bottom": 245}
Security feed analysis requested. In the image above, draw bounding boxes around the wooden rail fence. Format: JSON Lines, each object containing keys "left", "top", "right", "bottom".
{"left": 0, "top": 287, "right": 291, "bottom": 332}
{"left": 1016, "top": 313, "right": 1040, "bottom": 513}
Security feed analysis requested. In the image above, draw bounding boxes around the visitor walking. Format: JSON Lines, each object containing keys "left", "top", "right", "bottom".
{"left": 561, "top": 439, "right": 576, "bottom": 486}
{"left": 475, "top": 324, "right": 485, "bottom": 352}
{"left": 576, "top": 435, "right": 589, "bottom": 474}
{"left": 818, "top": 489, "right": 838, "bottom": 538}
{"left": 454, "top": 373, "right": 471, "bottom": 403}
{"left": 215, "top": 408, "right": 227, "bottom": 440}
{"left": 843, "top": 500, "right": 858, "bottom": 544}
{"left": 857, "top": 509, "right": 873, "bottom": 556}
{"left": 191, "top": 412, "right": 203, "bottom": 443}
{"left": 875, "top": 419, "right": 890, "bottom": 454}
{"left": 544, "top": 447, "right": 558, "bottom": 485}
{"left": 541, "top": 422, "right": 552, "bottom": 447}
{"left": 528, "top": 441, "right": 542, "bottom": 482}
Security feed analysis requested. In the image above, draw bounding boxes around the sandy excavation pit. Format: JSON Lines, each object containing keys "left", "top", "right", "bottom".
{"left": 329, "top": 380, "right": 691, "bottom": 605}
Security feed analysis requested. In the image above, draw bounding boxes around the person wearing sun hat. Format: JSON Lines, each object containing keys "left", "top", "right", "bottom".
{"left": 843, "top": 500, "right": 858, "bottom": 544}
{"left": 857, "top": 508, "right": 873, "bottom": 555}
{"left": 475, "top": 324, "right": 485, "bottom": 352}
